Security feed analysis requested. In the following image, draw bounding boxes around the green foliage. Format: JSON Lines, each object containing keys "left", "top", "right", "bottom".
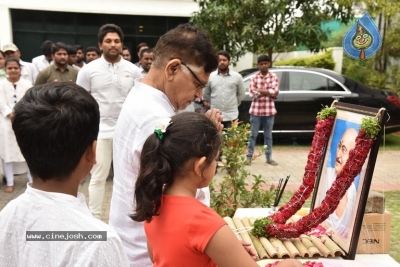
{"left": 274, "top": 50, "right": 335, "bottom": 70}
{"left": 384, "top": 191, "right": 400, "bottom": 263}
{"left": 191, "top": 0, "right": 353, "bottom": 63}
{"left": 336, "top": 0, "right": 400, "bottom": 17}
{"left": 361, "top": 117, "right": 381, "bottom": 139}
{"left": 342, "top": 56, "right": 388, "bottom": 89}
{"left": 210, "top": 121, "right": 276, "bottom": 217}
{"left": 316, "top": 106, "right": 337, "bottom": 120}
{"left": 251, "top": 217, "right": 274, "bottom": 238}
{"left": 367, "top": 72, "right": 388, "bottom": 90}
{"left": 388, "top": 65, "right": 400, "bottom": 94}
{"left": 323, "top": 27, "right": 349, "bottom": 48}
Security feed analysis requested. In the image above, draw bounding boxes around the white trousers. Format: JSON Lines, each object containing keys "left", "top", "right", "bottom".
{"left": 2, "top": 159, "right": 32, "bottom": 186}
{"left": 88, "top": 139, "right": 113, "bottom": 219}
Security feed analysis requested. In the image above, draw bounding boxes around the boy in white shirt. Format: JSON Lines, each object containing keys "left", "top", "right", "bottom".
{"left": 0, "top": 82, "right": 129, "bottom": 267}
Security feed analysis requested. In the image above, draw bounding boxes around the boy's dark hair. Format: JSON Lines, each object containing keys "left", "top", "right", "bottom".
{"left": 12, "top": 82, "right": 100, "bottom": 181}
{"left": 139, "top": 48, "right": 153, "bottom": 59}
{"left": 51, "top": 42, "right": 68, "bottom": 55}
{"left": 136, "top": 42, "right": 148, "bottom": 53}
{"left": 5, "top": 57, "right": 21, "bottom": 68}
{"left": 217, "top": 50, "right": 230, "bottom": 61}
{"left": 257, "top": 54, "right": 270, "bottom": 63}
{"left": 0, "top": 50, "right": 5, "bottom": 57}
{"left": 131, "top": 112, "right": 221, "bottom": 222}
{"left": 152, "top": 23, "right": 218, "bottom": 73}
{"left": 74, "top": 44, "right": 84, "bottom": 53}
{"left": 41, "top": 40, "right": 53, "bottom": 56}
{"left": 86, "top": 46, "right": 101, "bottom": 56}
{"left": 98, "top": 24, "right": 124, "bottom": 43}
{"left": 66, "top": 45, "right": 77, "bottom": 55}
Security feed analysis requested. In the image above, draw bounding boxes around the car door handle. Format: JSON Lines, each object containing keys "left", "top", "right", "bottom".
{"left": 332, "top": 95, "right": 344, "bottom": 100}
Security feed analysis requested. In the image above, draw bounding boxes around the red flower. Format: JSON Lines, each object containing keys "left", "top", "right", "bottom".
{"left": 257, "top": 118, "right": 376, "bottom": 238}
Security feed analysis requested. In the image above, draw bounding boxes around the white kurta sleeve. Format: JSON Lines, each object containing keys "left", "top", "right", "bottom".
{"left": 0, "top": 87, "right": 12, "bottom": 117}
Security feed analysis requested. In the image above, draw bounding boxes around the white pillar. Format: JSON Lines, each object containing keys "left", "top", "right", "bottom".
{"left": 331, "top": 47, "right": 343, "bottom": 74}
{"left": 0, "top": 5, "right": 12, "bottom": 47}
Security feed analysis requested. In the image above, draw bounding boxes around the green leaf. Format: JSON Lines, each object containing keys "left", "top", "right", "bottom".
{"left": 316, "top": 106, "right": 337, "bottom": 120}
{"left": 361, "top": 116, "right": 381, "bottom": 139}
{"left": 251, "top": 217, "right": 274, "bottom": 237}
{"left": 190, "top": 0, "right": 354, "bottom": 63}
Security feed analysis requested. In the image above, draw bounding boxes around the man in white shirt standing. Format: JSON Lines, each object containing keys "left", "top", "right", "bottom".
{"left": 32, "top": 40, "right": 53, "bottom": 72}
{"left": 77, "top": 24, "right": 141, "bottom": 220}
{"left": 138, "top": 48, "right": 153, "bottom": 77}
{"left": 204, "top": 50, "right": 245, "bottom": 129}
{"left": 109, "top": 23, "right": 222, "bottom": 266}
{"left": 2, "top": 43, "right": 38, "bottom": 84}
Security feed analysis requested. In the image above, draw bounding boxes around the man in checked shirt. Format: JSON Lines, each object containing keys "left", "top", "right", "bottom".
{"left": 246, "top": 55, "right": 279, "bottom": 166}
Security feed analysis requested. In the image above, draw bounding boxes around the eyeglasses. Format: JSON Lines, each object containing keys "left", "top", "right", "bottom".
{"left": 181, "top": 62, "right": 206, "bottom": 90}
{"left": 337, "top": 141, "right": 349, "bottom": 156}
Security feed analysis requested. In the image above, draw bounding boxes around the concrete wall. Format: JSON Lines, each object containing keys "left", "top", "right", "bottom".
{"left": 272, "top": 47, "right": 343, "bottom": 73}
{"left": 233, "top": 47, "right": 344, "bottom": 74}
{"left": 0, "top": 0, "right": 198, "bottom": 47}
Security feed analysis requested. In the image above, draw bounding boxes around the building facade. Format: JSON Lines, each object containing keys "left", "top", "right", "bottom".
{"left": 0, "top": 0, "right": 198, "bottom": 62}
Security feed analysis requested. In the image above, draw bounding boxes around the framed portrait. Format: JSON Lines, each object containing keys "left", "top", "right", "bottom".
{"left": 310, "top": 101, "right": 387, "bottom": 260}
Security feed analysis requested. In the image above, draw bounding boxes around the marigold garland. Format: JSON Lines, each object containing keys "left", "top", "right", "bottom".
{"left": 251, "top": 107, "right": 380, "bottom": 238}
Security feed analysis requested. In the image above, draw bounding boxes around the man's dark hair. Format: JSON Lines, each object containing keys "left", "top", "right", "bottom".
{"left": 257, "top": 54, "right": 270, "bottom": 63}
{"left": 86, "top": 46, "right": 101, "bottom": 56}
{"left": 122, "top": 46, "right": 131, "bottom": 53}
{"left": 67, "top": 45, "right": 77, "bottom": 55}
{"left": 136, "top": 42, "right": 148, "bottom": 53}
{"left": 217, "top": 50, "right": 230, "bottom": 61}
{"left": 41, "top": 40, "right": 53, "bottom": 56}
{"left": 98, "top": 24, "right": 124, "bottom": 43}
{"left": 139, "top": 48, "right": 153, "bottom": 58}
{"left": 74, "top": 44, "right": 84, "bottom": 53}
{"left": 152, "top": 24, "right": 218, "bottom": 73}
{"left": 51, "top": 42, "right": 68, "bottom": 55}
{"left": 12, "top": 82, "right": 100, "bottom": 181}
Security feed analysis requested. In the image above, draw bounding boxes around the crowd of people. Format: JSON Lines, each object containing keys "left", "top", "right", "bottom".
{"left": 0, "top": 27, "right": 155, "bottom": 193}
{"left": 0, "top": 23, "right": 301, "bottom": 267}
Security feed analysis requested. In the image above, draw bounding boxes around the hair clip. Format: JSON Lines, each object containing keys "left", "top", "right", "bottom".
{"left": 154, "top": 117, "right": 171, "bottom": 141}
{"left": 154, "top": 129, "right": 164, "bottom": 140}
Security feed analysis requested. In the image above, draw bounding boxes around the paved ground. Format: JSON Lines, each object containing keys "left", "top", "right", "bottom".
{"left": 1, "top": 148, "right": 399, "bottom": 223}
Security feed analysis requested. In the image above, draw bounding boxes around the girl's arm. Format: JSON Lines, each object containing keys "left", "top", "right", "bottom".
{"left": 205, "top": 225, "right": 303, "bottom": 267}
{"left": 205, "top": 225, "right": 259, "bottom": 267}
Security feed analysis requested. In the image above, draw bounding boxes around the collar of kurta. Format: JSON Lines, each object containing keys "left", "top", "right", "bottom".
{"left": 101, "top": 55, "right": 123, "bottom": 67}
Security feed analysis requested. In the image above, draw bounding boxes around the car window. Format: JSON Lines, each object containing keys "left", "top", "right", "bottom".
{"left": 327, "top": 79, "right": 345, "bottom": 91}
{"left": 289, "top": 72, "right": 327, "bottom": 91}
{"left": 243, "top": 71, "right": 282, "bottom": 93}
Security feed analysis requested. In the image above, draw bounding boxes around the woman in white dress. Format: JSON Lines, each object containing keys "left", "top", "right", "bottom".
{"left": 0, "top": 57, "right": 33, "bottom": 193}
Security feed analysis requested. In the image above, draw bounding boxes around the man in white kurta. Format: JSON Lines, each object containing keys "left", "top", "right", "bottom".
{"left": 109, "top": 24, "right": 220, "bottom": 266}
{"left": 318, "top": 128, "right": 358, "bottom": 238}
{"left": 324, "top": 167, "right": 356, "bottom": 237}
{"left": 76, "top": 24, "right": 141, "bottom": 219}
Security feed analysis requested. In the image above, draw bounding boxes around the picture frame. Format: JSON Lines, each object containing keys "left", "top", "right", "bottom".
{"left": 310, "top": 101, "right": 388, "bottom": 260}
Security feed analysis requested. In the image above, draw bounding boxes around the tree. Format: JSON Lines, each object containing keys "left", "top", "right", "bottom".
{"left": 190, "top": 0, "right": 354, "bottom": 63}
